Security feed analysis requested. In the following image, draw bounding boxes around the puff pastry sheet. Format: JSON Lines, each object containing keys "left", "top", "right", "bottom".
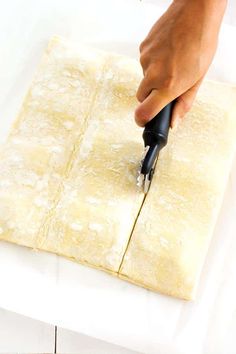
{"left": 119, "top": 82, "right": 236, "bottom": 299}
{"left": 0, "top": 37, "right": 235, "bottom": 300}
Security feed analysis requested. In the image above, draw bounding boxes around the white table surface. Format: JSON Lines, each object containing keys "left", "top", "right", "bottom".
{"left": 0, "top": 307, "right": 139, "bottom": 353}
{"left": 0, "top": 0, "right": 236, "bottom": 353}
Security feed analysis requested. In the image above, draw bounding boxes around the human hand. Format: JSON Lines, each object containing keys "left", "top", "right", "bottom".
{"left": 135, "top": 0, "right": 227, "bottom": 128}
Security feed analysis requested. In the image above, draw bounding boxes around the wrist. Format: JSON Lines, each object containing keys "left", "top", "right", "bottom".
{"left": 173, "top": 0, "right": 227, "bottom": 12}
{"left": 174, "top": 0, "right": 227, "bottom": 5}
{"left": 172, "top": 0, "right": 227, "bottom": 25}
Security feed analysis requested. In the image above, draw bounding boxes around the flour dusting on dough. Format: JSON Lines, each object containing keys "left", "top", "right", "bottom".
{"left": 70, "top": 222, "right": 83, "bottom": 231}
{"left": 89, "top": 223, "right": 103, "bottom": 232}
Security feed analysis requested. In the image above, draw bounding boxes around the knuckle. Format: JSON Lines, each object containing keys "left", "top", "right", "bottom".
{"left": 145, "top": 65, "right": 177, "bottom": 94}
{"left": 139, "top": 40, "right": 146, "bottom": 53}
{"left": 139, "top": 53, "right": 148, "bottom": 68}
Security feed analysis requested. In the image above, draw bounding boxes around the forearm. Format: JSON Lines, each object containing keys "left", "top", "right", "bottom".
{"left": 136, "top": 0, "right": 227, "bottom": 127}
{"left": 174, "top": 0, "right": 227, "bottom": 6}
{"left": 173, "top": 0, "right": 227, "bottom": 24}
{"left": 168, "top": 0, "right": 227, "bottom": 43}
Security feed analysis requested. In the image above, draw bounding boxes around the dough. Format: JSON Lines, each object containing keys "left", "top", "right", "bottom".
{"left": 119, "top": 81, "right": 236, "bottom": 299}
{"left": 36, "top": 41, "right": 145, "bottom": 272}
{"left": 0, "top": 37, "right": 144, "bottom": 273}
{"left": 0, "top": 37, "right": 106, "bottom": 248}
{"left": 0, "top": 37, "right": 235, "bottom": 299}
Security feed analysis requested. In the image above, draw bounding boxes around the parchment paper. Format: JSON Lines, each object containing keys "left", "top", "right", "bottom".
{"left": 0, "top": 1, "right": 236, "bottom": 353}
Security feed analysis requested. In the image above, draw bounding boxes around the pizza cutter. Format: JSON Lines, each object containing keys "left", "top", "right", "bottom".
{"left": 137, "top": 101, "right": 174, "bottom": 194}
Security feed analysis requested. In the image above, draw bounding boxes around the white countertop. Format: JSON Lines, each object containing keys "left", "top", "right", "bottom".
{"left": 0, "top": 1, "right": 236, "bottom": 353}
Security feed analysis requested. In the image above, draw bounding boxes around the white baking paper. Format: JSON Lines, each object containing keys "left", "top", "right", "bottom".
{"left": 0, "top": 1, "right": 236, "bottom": 353}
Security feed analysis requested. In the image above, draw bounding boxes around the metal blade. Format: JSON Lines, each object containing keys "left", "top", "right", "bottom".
{"left": 137, "top": 145, "right": 159, "bottom": 194}
{"left": 136, "top": 146, "right": 150, "bottom": 189}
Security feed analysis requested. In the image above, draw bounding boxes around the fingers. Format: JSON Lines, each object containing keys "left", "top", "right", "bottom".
{"left": 136, "top": 70, "right": 157, "bottom": 102}
{"left": 136, "top": 76, "right": 152, "bottom": 103}
{"left": 171, "top": 79, "right": 203, "bottom": 129}
{"left": 135, "top": 89, "right": 174, "bottom": 127}
{"left": 135, "top": 78, "right": 203, "bottom": 128}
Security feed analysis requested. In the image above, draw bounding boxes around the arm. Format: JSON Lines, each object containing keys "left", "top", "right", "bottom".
{"left": 135, "top": 0, "right": 227, "bottom": 128}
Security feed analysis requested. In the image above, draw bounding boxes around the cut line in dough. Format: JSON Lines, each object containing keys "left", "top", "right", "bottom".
{"left": 0, "top": 37, "right": 236, "bottom": 300}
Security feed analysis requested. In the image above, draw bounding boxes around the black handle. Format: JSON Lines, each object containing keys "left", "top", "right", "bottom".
{"left": 142, "top": 101, "right": 174, "bottom": 148}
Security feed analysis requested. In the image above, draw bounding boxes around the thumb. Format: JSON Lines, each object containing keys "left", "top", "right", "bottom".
{"left": 135, "top": 89, "right": 174, "bottom": 127}
{"left": 171, "top": 79, "right": 203, "bottom": 129}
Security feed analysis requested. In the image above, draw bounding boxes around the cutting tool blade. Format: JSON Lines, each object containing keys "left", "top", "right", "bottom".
{"left": 137, "top": 146, "right": 158, "bottom": 194}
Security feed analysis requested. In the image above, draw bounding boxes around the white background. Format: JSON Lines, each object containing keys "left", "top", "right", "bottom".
{"left": 0, "top": 0, "right": 236, "bottom": 353}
